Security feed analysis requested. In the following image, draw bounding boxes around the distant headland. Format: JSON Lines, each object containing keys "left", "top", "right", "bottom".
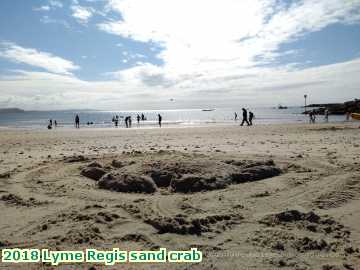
{"left": 0, "top": 108, "right": 25, "bottom": 113}
{"left": 304, "top": 99, "right": 360, "bottom": 115}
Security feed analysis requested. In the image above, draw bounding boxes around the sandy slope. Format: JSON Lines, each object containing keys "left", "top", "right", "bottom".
{"left": 0, "top": 123, "right": 360, "bottom": 270}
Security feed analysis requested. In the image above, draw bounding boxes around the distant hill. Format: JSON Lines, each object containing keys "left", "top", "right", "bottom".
{"left": 0, "top": 108, "right": 25, "bottom": 113}
{"left": 304, "top": 99, "right": 360, "bottom": 115}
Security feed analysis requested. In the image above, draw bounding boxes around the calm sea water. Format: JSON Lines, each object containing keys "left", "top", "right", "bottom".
{"left": 0, "top": 107, "right": 348, "bottom": 129}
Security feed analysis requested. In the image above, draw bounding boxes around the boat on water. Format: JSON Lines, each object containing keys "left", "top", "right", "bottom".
{"left": 351, "top": 113, "right": 360, "bottom": 120}
{"left": 202, "top": 109, "right": 215, "bottom": 112}
{"left": 278, "top": 105, "right": 288, "bottom": 109}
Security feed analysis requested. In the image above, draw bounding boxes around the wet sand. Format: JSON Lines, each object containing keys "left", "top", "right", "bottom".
{"left": 0, "top": 123, "right": 360, "bottom": 269}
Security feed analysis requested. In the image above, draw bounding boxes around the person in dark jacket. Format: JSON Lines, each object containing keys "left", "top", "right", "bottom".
{"left": 75, "top": 114, "right": 80, "bottom": 128}
{"left": 240, "top": 108, "right": 250, "bottom": 126}
{"left": 158, "top": 114, "right": 162, "bottom": 127}
{"left": 249, "top": 111, "right": 254, "bottom": 126}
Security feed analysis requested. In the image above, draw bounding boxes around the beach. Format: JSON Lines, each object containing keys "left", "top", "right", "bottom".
{"left": 1, "top": 122, "right": 360, "bottom": 269}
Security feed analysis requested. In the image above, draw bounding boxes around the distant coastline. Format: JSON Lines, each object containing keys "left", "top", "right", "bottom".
{"left": 0, "top": 108, "right": 25, "bottom": 113}
{"left": 0, "top": 108, "right": 99, "bottom": 113}
{"left": 304, "top": 98, "right": 360, "bottom": 115}
{"left": 1, "top": 99, "right": 359, "bottom": 117}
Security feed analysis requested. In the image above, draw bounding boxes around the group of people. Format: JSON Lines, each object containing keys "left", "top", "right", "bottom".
{"left": 138, "top": 113, "right": 147, "bottom": 122}
{"left": 47, "top": 108, "right": 354, "bottom": 130}
{"left": 112, "top": 115, "right": 120, "bottom": 127}
{"left": 63, "top": 111, "right": 251, "bottom": 130}
{"left": 309, "top": 109, "right": 333, "bottom": 124}
{"left": 112, "top": 114, "right": 142, "bottom": 128}
{"left": 110, "top": 113, "right": 162, "bottom": 128}
{"left": 235, "top": 108, "right": 255, "bottom": 126}
{"left": 47, "top": 119, "right": 58, "bottom": 129}
{"left": 309, "top": 110, "right": 317, "bottom": 123}
{"left": 107, "top": 113, "right": 163, "bottom": 128}
{"left": 124, "top": 116, "right": 132, "bottom": 128}
{"left": 309, "top": 109, "right": 352, "bottom": 124}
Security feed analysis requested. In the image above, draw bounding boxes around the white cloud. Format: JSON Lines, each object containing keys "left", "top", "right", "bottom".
{"left": 0, "top": 42, "right": 79, "bottom": 75}
{"left": 128, "top": 53, "right": 146, "bottom": 60}
{"left": 49, "top": 0, "right": 63, "bottom": 8}
{"left": 0, "top": 69, "right": 148, "bottom": 110}
{"left": 1, "top": 58, "right": 360, "bottom": 110}
{"left": 33, "top": 1, "right": 63, "bottom": 13}
{"left": 71, "top": 5, "right": 94, "bottom": 24}
{"left": 40, "top": 15, "right": 70, "bottom": 28}
{"left": 93, "top": 0, "right": 360, "bottom": 109}
{"left": 33, "top": 6, "right": 51, "bottom": 11}
{"left": 99, "top": 0, "right": 360, "bottom": 76}
{"left": 34, "top": 0, "right": 63, "bottom": 11}
{"left": 2, "top": 0, "right": 360, "bottom": 110}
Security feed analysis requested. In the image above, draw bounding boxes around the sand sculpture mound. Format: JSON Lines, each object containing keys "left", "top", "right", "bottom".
{"left": 98, "top": 173, "right": 157, "bottom": 193}
{"left": 80, "top": 152, "right": 282, "bottom": 194}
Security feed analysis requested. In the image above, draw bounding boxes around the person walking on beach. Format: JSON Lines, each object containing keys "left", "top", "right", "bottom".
{"left": 125, "top": 116, "right": 129, "bottom": 128}
{"left": 141, "top": 113, "right": 145, "bottom": 121}
{"left": 324, "top": 109, "right": 329, "bottom": 123}
{"left": 249, "top": 111, "right": 254, "bottom": 126}
{"left": 158, "top": 114, "right": 162, "bottom": 128}
{"left": 128, "top": 116, "right": 132, "bottom": 128}
{"left": 313, "top": 110, "right": 317, "bottom": 123}
{"left": 346, "top": 111, "right": 351, "bottom": 121}
{"left": 54, "top": 120, "right": 57, "bottom": 128}
{"left": 234, "top": 112, "right": 238, "bottom": 121}
{"left": 137, "top": 114, "right": 141, "bottom": 125}
{"left": 240, "top": 108, "right": 250, "bottom": 126}
{"left": 75, "top": 114, "right": 80, "bottom": 128}
{"left": 115, "top": 115, "right": 119, "bottom": 127}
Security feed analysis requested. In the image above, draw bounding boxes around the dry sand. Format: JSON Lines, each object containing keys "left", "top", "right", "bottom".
{"left": 0, "top": 123, "right": 360, "bottom": 269}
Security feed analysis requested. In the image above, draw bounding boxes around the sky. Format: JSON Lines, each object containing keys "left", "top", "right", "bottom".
{"left": 0, "top": 0, "right": 360, "bottom": 110}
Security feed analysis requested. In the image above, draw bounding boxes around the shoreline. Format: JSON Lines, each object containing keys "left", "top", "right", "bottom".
{"left": 1, "top": 106, "right": 351, "bottom": 131}
{"left": 0, "top": 119, "right": 357, "bottom": 132}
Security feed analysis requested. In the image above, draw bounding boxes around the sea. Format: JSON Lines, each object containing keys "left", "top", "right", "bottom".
{"left": 0, "top": 107, "right": 349, "bottom": 129}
